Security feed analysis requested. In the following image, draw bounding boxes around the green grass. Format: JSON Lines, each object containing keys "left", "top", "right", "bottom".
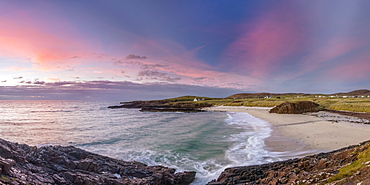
{"left": 222, "top": 99, "right": 285, "bottom": 107}
{"left": 160, "top": 95, "right": 370, "bottom": 113}
{"left": 165, "top": 96, "right": 216, "bottom": 101}
{"left": 327, "top": 144, "right": 370, "bottom": 183}
{"left": 211, "top": 97, "right": 370, "bottom": 113}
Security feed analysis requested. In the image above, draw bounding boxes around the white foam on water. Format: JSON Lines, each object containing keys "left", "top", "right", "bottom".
{"left": 111, "top": 149, "right": 227, "bottom": 185}
{"left": 224, "top": 112, "right": 276, "bottom": 166}
{"left": 106, "top": 112, "right": 280, "bottom": 185}
{"left": 1, "top": 100, "right": 319, "bottom": 185}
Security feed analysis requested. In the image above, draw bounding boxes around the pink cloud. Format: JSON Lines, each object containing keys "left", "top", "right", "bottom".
{"left": 129, "top": 38, "right": 212, "bottom": 70}
{"left": 326, "top": 53, "right": 370, "bottom": 81}
{"left": 123, "top": 38, "right": 222, "bottom": 79}
{"left": 221, "top": 5, "right": 308, "bottom": 78}
{"left": 0, "top": 6, "right": 97, "bottom": 71}
{"left": 0, "top": 3, "right": 281, "bottom": 91}
{"left": 143, "top": 44, "right": 263, "bottom": 88}
{"left": 298, "top": 37, "right": 365, "bottom": 74}
{"left": 220, "top": 1, "right": 370, "bottom": 90}
{"left": 112, "top": 38, "right": 263, "bottom": 89}
{"left": 0, "top": 66, "right": 30, "bottom": 72}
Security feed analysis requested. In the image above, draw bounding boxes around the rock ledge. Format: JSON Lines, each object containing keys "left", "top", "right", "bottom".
{"left": 208, "top": 140, "right": 370, "bottom": 185}
{"left": 0, "top": 138, "right": 195, "bottom": 185}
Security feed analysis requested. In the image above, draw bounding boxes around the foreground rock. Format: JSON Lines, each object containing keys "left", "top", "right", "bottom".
{"left": 208, "top": 140, "right": 370, "bottom": 185}
{"left": 269, "top": 101, "right": 320, "bottom": 114}
{"left": 0, "top": 138, "right": 195, "bottom": 185}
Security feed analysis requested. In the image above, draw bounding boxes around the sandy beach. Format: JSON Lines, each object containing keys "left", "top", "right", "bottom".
{"left": 203, "top": 106, "right": 370, "bottom": 154}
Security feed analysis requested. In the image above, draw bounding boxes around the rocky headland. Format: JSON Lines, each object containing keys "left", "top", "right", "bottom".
{"left": 208, "top": 140, "right": 370, "bottom": 185}
{"left": 0, "top": 138, "right": 195, "bottom": 185}
{"left": 108, "top": 99, "right": 212, "bottom": 113}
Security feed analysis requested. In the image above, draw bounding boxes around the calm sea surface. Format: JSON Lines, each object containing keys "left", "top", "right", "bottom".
{"left": 0, "top": 100, "right": 288, "bottom": 184}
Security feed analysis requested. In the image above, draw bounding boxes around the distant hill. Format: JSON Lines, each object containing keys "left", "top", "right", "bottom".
{"left": 227, "top": 89, "right": 370, "bottom": 99}
{"left": 332, "top": 89, "right": 370, "bottom": 96}
{"left": 226, "top": 92, "right": 305, "bottom": 99}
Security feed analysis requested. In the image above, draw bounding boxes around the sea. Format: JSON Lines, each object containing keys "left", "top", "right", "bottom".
{"left": 0, "top": 100, "right": 310, "bottom": 184}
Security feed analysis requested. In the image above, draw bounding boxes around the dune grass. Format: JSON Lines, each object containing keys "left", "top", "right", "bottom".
{"left": 214, "top": 97, "right": 370, "bottom": 113}
{"left": 310, "top": 98, "right": 370, "bottom": 113}
{"left": 326, "top": 101, "right": 370, "bottom": 113}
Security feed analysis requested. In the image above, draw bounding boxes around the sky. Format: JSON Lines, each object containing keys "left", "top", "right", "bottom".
{"left": 0, "top": 0, "right": 369, "bottom": 100}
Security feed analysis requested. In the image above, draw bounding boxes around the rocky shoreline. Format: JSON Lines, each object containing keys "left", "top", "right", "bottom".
{"left": 324, "top": 110, "right": 370, "bottom": 123}
{"left": 2, "top": 137, "right": 369, "bottom": 185}
{"left": 3, "top": 101, "right": 370, "bottom": 185}
{"left": 308, "top": 111, "right": 370, "bottom": 124}
{"left": 0, "top": 138, "right": 195, "bottom": 185}
{"left": 208, "top": 140, "right": 370, "bottom": 185}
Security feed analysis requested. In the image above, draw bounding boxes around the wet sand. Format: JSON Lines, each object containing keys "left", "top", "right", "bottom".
{"left": 203, "top": 106, "right": 370, "bottom": 155}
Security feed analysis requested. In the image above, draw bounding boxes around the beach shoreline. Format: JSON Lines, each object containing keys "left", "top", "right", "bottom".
{"left": 202, "top": 106, "right": 370, "bottom": 156}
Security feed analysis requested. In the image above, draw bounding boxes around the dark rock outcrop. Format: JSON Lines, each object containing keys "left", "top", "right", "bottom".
{"left": 140, "top": 107, "right": 205, "bottom": 113}
{"left": 326, "top": 109, "right": 370, "bottom": 122}
{"left": 108, "top": 100, "right": 170, "bottom": 109}
{"left": 269, "top": 101, "right": 320, "bottom": 114}
{"left": 0, "top": 138, "right": 195, "bottom": 185}
{"left": 208, "top": 140, "right": 370, "bottom": 185}
{"left": 108, "top": 100, "right": 212, "bottom": 113}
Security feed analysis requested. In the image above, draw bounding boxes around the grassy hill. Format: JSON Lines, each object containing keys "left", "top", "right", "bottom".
{"left": 114, "top": 89, "right": 370, "bottom": 113}
{"left": 169, "top": 90, "right": 370, "bottom": 113}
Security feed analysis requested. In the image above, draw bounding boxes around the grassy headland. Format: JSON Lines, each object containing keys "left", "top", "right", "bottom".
{"left": 165, "top": 94, "right": 370, "bottom": 113}
{"left": 111, "top": 89, "right": 370, "bottom": 113}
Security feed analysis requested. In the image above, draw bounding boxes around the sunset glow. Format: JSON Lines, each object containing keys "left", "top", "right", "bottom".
{"left": 1, "top": 1, "right": 369, "bottom": 100}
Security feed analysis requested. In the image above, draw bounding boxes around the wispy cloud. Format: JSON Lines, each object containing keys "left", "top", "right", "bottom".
{"left": 125, "top": 54, "right": 147, "bottom": 60}
{"left": 326, "top": 51, "right": 370, "bottom": 81}
{"left": 220, "top": 1, "right": 370, "bottom": 92}
{"left": 1, "top": 1, "right": 369, "bottom": 97}
{"left": 0, "top": 80, "right": 239, "bottom": 100}
{"left": 222, "top": 4, "right": 307, "bottom": 78}
{"left": 138, "top": 70, "right": 181, "bottom": 82}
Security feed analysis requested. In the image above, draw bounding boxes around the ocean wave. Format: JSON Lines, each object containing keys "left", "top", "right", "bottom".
{"left": 78, "top": 112, "right": 281, "bottom": 185}
{"left": 0, "top": 101, "right": 320, "bottom": 185}
{"left": 225, "top": 112, "right": 275, "bottom": 166}
{"left": 104, "top": 149, "right": 228, "bottom": 185}
{"left": 97, "top": 112, "right": 278, "bottom": 184}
